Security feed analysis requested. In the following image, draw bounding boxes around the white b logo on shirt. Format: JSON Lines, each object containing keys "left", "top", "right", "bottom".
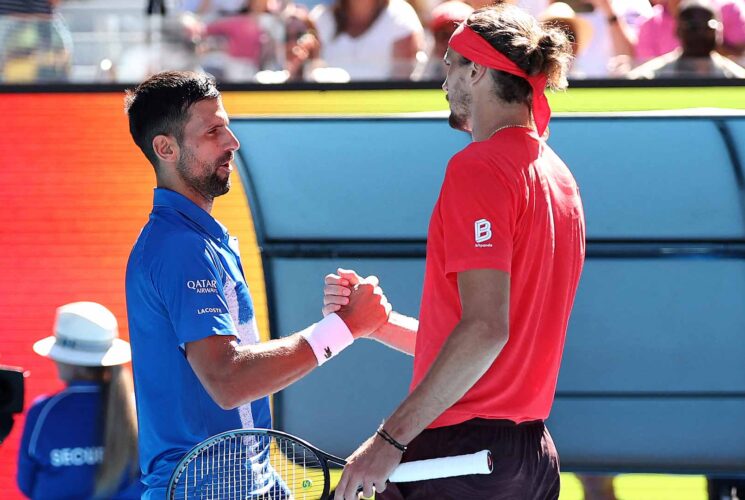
{"left": 475, "top": 219, "right": 492, "bottom": 244}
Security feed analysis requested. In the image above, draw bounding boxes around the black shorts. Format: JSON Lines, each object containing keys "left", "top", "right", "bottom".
{"left": 377, "top": 418, "right": 560, "bottom": 500}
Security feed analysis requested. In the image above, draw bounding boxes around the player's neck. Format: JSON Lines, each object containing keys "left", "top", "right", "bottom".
{"left": 156, "top": 175, "right": 214, "bottom": 214}
{"left": 470, "top": 98, "right": 532, "bottom": 142}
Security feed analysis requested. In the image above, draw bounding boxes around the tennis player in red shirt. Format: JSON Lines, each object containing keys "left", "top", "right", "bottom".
{"left": 326, "top": 5, "right": 585, "bottom": 499}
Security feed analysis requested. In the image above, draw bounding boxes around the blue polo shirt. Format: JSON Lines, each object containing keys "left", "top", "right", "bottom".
{"left": 125, "top": 188, "right": 271, "bottom": 497}
{"left": 16, "top": 381, "right": 143, "bottom": 499}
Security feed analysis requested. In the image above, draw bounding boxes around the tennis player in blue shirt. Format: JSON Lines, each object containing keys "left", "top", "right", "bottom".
{"left": 123, "top": 71, "right": 391, "bottom": 498}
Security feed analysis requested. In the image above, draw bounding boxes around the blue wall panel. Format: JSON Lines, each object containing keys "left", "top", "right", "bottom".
{"left": 548, "top": 119, "right": 745, "bottom": 239}
{"left": 548, "top": 399, "right": 745, "bottom": 472}
{"left": 233, "top": 118, "right": 468, "bottom": 240}
{"left": 559, "top": 258, "right": 745, "bottom": 393}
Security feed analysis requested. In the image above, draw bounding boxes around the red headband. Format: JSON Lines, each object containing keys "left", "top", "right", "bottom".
{"left": 448, "top": 23, "right": 550, "bottom": 137}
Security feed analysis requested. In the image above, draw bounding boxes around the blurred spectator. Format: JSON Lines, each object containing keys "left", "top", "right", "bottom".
{"left": 466, "top": 0, "right": 548, "bottom": 18}
{"left": 244, "top": 0, "right": 281, "bottom": 11}
{"left": 255, "top": 1, "right": 289, "bottom": 71}
{"left": 0, "top": 0, "right": 72, "bottom": 83}
{"left": 466, "top": 0, "right": 499, "bottom": 7}
{"left": 468, "top": 0, "right": 648, "bottom": 76}
{"left": 636, "top": 0, "right": 745, "bottom": 62}
{"left": 416, "top": 0, "right": 473, "bottom": 80}
{"left": 628, "top": 0, "right": 745, "bottom": 77}
{"left": 407, "top": 0, "right": 430, "bottom": 22}
{"left": 203, "top": 1, "right": 267, "bottom": 81}
{"left": 293, "top": 0, "right": 334, "bottom": 6}
{"left": 17, "top": 302, "right": 142, "bottom": 499}
{"left": 310, "top": 0, "right": 425, "bottom": 80}
{"left": 255, "top": 2, "right": 327, "bottom": 83}
{"left": 563, "top": 0, "right": 652, "bottom": 77}
{"left": 283, "top": 4, "right": 322, "bottom": 80}
{"left": 113, "top": 13, "right": 204, "bottom": 83}
{"left": 179, "top": 0, "right": 247, "bottom": 21}
{"left": 539, "top": 1, "right": 594, "bottom": 76}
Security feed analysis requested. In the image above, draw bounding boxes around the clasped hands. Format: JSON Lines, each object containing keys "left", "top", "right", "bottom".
{"left": 323, "top": 268, "right": 391, "bottom": 339}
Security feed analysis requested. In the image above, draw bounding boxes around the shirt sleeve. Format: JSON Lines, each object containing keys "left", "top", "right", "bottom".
{"left": 440, "top": 154, "right": 522, "bottom": 276}
{"left": 150, "top": 233, "right": 237, "bottom": 347}
{"left": 17, "top": 401, "right": 44, "bottom": 498}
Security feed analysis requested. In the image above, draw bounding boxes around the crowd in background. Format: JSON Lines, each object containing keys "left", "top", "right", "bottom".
{"left": 0, "top": 0, "right": 743, "bottom": 83}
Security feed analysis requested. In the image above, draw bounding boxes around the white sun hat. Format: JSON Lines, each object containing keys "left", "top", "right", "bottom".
{"left": 539, "top": 2, "right": 594, "bottom": 56}
{"left": 33, "top": 302, "right": 132, "bottom": 367}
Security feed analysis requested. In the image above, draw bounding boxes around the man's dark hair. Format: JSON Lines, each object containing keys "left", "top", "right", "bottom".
{"left": 124, "top": 71, "right": 220, "bottom": 167}
{"left": 333, "top": 0, "right": 388, "bottom": 38}
{"left": 460, "top": 5, "right": 572, "bottom": 106}
{"left": 676, "top": 0, "right": 719, "bottom": 56}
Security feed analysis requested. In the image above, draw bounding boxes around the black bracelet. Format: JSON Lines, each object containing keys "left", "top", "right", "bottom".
{"left": 376, "top": 425, "right": 407, "bottom": 453}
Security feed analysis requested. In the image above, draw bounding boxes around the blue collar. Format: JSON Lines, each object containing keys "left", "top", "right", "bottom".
{"left": 67, "top": 380, "right": 101, "bottom": 389}
{"left": 152, "top": 188, "right": 229, "bottom": 242}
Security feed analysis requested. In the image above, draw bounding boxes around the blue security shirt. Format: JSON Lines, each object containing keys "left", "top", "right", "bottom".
{"left": 125, "top": 188, "right": 271, "bottom": 497}
{"left": 16, "top": 381, "right": 143, "bottom": 499}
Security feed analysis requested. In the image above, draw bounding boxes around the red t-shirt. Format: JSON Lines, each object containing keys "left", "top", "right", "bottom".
{"left": 412, "top": 127, "right": 586, "bottom": 428}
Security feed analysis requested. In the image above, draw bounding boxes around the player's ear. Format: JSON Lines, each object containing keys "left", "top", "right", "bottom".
{"left": 152, "top": 134, "right": 179, "bottom": 163}
{"left": 470, "top": 62, "right": 489, "bottom": 84}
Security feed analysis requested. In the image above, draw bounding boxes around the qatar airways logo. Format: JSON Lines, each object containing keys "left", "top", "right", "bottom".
{"left": 475, "top": 218, "right": 493, "bottom": 247}
{"left": 187, "top": 279, "right": 218, "bottom": 294}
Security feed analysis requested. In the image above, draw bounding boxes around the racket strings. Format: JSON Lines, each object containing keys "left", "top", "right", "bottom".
{"left": 171, "top": 434, "right": 328, "bottom": 499}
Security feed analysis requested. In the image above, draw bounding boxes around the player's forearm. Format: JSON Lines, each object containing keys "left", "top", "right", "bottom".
{"left": 391, "top": 33, "right": 422, "bottom": 79}
{"left": 368, "top": 311, "right": 418, "bottom": 355}
{"left": 216, "top": 335, "right": 318, "bottom": 408}
{"left": 381, "top": 318, "right": 508, "bottom": 444}
{"left": 598, "top": 2, "right": 636, "bottom": 56}
{"left": 608, "top": 22, "right": 636, "bottom": 56}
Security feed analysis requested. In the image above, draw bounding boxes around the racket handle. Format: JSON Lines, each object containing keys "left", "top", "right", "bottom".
{"left": 388, "top": 449, "right": 493, "bottom": 483}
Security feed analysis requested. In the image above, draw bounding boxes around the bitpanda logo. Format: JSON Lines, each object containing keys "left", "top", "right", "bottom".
{"left": 475, "top": 219, "right": 493, "bottom": 247}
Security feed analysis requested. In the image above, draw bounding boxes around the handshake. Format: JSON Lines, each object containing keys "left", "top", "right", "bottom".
{"left": 322, "top": 268, "right": 392, "bottom": 339}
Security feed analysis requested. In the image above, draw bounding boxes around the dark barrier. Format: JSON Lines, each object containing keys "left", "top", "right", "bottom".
{"left": 0, "top": 366, "right": 24, "bottom": 445}
{"left": 233, "top": 112, "right": 745, "bottom": 474}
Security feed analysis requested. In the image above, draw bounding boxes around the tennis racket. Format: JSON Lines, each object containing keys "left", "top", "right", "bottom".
{"left": 167, "top": 428, "right": 492, "bottom": 499}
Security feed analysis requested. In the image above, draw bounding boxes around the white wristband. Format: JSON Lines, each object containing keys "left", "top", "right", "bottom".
{"left": 299, "top": 313, "right": 354, "bottom": 366}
